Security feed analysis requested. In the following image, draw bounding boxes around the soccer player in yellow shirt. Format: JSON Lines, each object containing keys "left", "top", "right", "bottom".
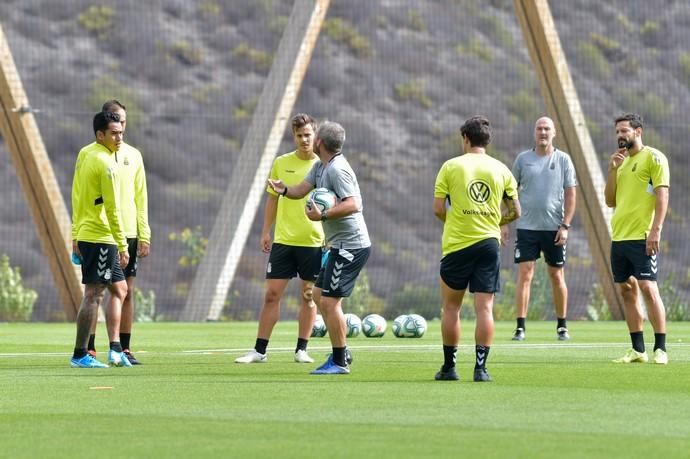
{"left": 70, "top": 111, "right": 130, "bottom": 368}
{"left": 235, "top": 114, "right": 324, "bottom": 364}
{"left": 605, "top": 113, "right": 669, "bottom": 365}
{"left": 433, "top": 116, "right": 520, "bottom": 382}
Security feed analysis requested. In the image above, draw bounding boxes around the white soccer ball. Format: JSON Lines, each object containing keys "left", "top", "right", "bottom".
{"left": 311, "top": 314, "right": 327, "bottom": 338}
{"left": 308, "top": 188, "right": 337, "bottom": 212}
{"left": 392, "top": 314, "right": 408, "bottom": 337}
{"left": 344, "top": 313, "right": 362, "bottom": 338}
{"left": 394, "top": 314, "right": 427, "bottom": 338}
{"left": 362, "top": 314, "right": 387, "bottom": 338}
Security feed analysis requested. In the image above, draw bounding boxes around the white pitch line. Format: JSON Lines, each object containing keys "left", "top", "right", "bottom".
{"left": 1, "top": 341, "right": 687, "bottom": 358}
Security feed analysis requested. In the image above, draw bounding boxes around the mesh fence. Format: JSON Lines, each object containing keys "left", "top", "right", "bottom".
{"left": 1, "top": 0, "right": 688, "bottom": 321}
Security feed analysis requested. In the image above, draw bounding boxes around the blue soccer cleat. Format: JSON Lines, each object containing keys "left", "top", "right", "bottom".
{"left": 70, "top": 355, "right": 109, "bottom": 368}
{"left": 310, "top": 356, "right": 350, "bottom": 375}
{"left": 108, "top": 349, "right": 133, "bottom": 367}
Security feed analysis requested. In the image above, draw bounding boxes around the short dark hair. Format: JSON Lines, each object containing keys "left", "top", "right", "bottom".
{"left": 93, "top": 111, "right": 121, "bottom": 135}
{"left": 291, "top": 113, "right": 315, "bottom": 132}
{"left": 460, "top": 115, "right": 492, "bottom": 148}
{"left": 615, "top": 112, "right": 643, "bottom": 129}
{"left": 102, "top": 99, "right": 126, "bottom": 112}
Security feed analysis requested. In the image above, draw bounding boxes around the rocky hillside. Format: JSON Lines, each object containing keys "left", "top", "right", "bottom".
{"left": 1, "top": 0, "right": 689, "bottom": 321}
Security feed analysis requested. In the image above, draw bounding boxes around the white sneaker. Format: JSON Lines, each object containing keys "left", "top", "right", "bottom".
{"left": 235, "top": 350, "right": 267, "bottom": 363}
{"left": 294, "top": 350, "right": 314, "bottom": 363}
{"left": 653, "top": 349, "right": 668, "bottom": 365}
{"left": 612, "top": 348, "right": 648, "bottom": 364}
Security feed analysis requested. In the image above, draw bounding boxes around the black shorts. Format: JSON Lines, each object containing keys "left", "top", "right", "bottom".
{"left": 124, "top": 238, "right": 138, "bottom": 278}
{"left": 440, "top": 238, "right": 500, "bottom": 293}
{"left": 266, "top": 243, "right": 322, "bottom": 281}
{"left": 514, "top": 229, "right": 566, "bottom": 267}
{"left": 316, "top": 247, "right": 371, "bottom": 298}
{"left": 611, "top": 240, "right": 658, "bottom": 282}
{"left": 78, "top": 241, "right": 126, "bottom": 285}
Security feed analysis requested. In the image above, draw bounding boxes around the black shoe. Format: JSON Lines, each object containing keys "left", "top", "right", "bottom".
{"left": 473, "top": 368, "right": 492, "bottom": 382}
{"left": 123, "top": 350, "right": 141, "bottom": 365}
{"left": 434, "top": 366, "right": 459, "bottom": 381}
{"left": 512, "top": 328, "right": 525, "bottom": 341}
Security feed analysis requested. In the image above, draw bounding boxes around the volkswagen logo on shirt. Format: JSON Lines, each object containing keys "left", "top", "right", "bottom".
{"left": 467, "top": 180, "right": 490, "bottom": 204}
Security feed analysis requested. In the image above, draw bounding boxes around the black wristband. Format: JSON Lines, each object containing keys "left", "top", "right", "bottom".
{"left": 281, "top": 187, "right": 288, "bottom": 197}
{"left": 320, "top": 211, "right": 328, "bottom": 221}
{"left": 560, "top": 223, "right": 570, "bottom": 230}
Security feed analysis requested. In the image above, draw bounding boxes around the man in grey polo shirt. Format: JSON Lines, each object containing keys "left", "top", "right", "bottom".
{"left": 268, "top": 120, "right": 371, "bottom": 374}
{"left": 502, "top": 116, "right": 577, "bottom": 341}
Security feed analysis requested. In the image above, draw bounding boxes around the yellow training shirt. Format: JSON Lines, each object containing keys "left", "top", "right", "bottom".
{"left": 611, "top": 146, "right": 669, "bottom": 241}
{"left": 118, "top": 142, "right": 151, "bottom": 243}
{"left": 71, "top": 142, "right": 127, "bottom": 250}
{"left": 435, "top": 153, "right": 518, "bottom": 256}
{"left": 267, "top": 151, "right": 324, "bottom": 247}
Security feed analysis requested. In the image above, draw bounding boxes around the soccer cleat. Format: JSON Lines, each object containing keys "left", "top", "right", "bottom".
{"left": 512, "top": 328, "right": 525, "bottom": 341}
{"left": 123, "top": 349, "right": 141, "bottom": 365}
{"left": 557, "top": 327, "right": 570, "bottom": 341}
{"left": 108, "top": 349, "right": 133, "bottom": 367}
{"left": 310, "top": 357, "right": 350, "bottom": 375}
{"left": 345, "top": 348, "right": 353, "bottom": 365}
{"left": 652, "top": 349, "right": 668, "bottom": 365}
{"left": 434, "top": 366, "right": 459, "bottom": 381}
{"left": 70, "top": 355, "right": 109, "bottom": 368}
{"left": 612, "top": 348, "right": 649, "bottom": 364}
{"left": 87, "top": 349, "right": 97, "bottom": 358}
{"left": 294, "top": 350, "right": 315, "bottom": 363}
{"left": 473, "top": 368, "right": 492, "bottom": 382}
{"left": 234, "top": 350, "right": 267, "bottom": 364}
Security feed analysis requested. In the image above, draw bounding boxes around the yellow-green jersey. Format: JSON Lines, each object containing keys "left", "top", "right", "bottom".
{"left": 611, "top": 146, "right": 669, "bottom": 241}
{"left": 118, "top": 142, "right": 151, "bottom": 243}
{"left": 71, "top": 142, "right": 127, "bottom": 250}
{"left": 267, "top": 151, "right": 324, "bottom": 247}
{"left": 435, "top": 153, "right": 518, "bottom": 256}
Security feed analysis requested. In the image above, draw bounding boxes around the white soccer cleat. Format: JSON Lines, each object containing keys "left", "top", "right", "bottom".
{"left": 234, "top": 350, "right": 267, "bottom": 364}
{"left": 612, "top": 348, "right": 649, "bottom": 364}
{"left": 294, "top": 350, "right": 314, "bottom": 363}
{"left": 652, "top": 349, "right": 668, "bottom": 365}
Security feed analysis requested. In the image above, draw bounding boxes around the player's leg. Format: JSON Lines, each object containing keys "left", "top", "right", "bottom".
{"left": 544, "top": 231, "right": 569, "bottom": 339}
{"left": 293, "top": 246, "right": 321, "bottom": 363}
{"left": 120, "top": 238, "right": 140, "bottom": 363}
{"left": 71, "top": 283, "right": 108, "bottom": 368}
{"left": 513, "top": 230, "right": 539, "bottom": 340}
{"left": 611, "top": 241, "right": 648, "bottom": 363}
{"left": 105, "top": 279, "right": 130, "bottom": 367}
{"left": 637, "top": 247, "right": 667, "bottom": 364}
{"left": 88, "top": 310, "right": 98, "bottom": 357}
{"left": 470, "top": 239, "right": 500, "bottom": 382}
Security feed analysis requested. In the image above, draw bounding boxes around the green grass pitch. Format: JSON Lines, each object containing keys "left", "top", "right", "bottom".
{"left": 1, "top": 321, "right": 690, "bottom": 458}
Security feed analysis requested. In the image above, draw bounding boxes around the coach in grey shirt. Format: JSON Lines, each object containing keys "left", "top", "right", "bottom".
{"left": 268, "top": 120, "right": 371, "bottom": 375}
{"left": 502, "top": 116, "right": 577, "bottom": 342}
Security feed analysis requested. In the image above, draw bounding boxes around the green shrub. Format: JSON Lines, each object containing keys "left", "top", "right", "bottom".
{"left": 233, "top": 96, "right": 259, "bottom": 121}
{"left": 394, "top": 80, "right": 432, "bottom": 108}
{"left": 407, "top": 9, "right": 426, "bottom": 32}
{"left": 134, "top": 288, "right": 157, "bottom": 322}
{"left": 586, "top": 283, "right": 612, "bottom": 321}
{"left": 640, "top": 21, "right": 662, "bottom": 48}
{"left": 169, "top": 41, "right": 203, "bottom": 66}
{"left": 457, "top": 39, "right": 492, "bottom": 62}
{"left": 76, "top": 5, "right": 114, "bottom": 40}
{"left": 199, "top": 1, "right": 221, "bottom": 17}
{"left": 169, "top": 226, "right": 208, "bottom": 267}
{"left": 480, "top": 13, "right": 513, "bottom": 48}
{"left": 323, "top": 18, "right": 373, "bottom": 58}
{"left": 0, "top": 254, "right": 38, "bottom": 321}
{"left": 504, "top": 89, "right": 539, "bottom": 123}
{"left": 345, "top": 269, "right": 386, "bottom": 317}
{"left": 577, "top": 41, "right": 611, "bottom": 79}
{"left": 680, "top": 53, "right": 690, "bottom": 88}
{"left": 660, "top": 275, "right": 690, "bottom": 321}
{"left": 232, "top": 43, "right": 273, "bottom": 72}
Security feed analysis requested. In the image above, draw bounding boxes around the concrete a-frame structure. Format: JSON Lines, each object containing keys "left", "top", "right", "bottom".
{"left": 1, "top": 0, "right": 624, "bottom": 321}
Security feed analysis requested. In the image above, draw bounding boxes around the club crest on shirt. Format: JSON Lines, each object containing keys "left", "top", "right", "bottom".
{"left": 124, "top": 158, "right": 130, "bottom": 166}
{"left": 467, "top": 180, "right": 491, "bottom": 204}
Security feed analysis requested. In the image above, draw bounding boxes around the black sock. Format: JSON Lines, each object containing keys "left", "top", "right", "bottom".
{"left": 557, "top": 318, "right": 567, "bottom": 329}
{"left": 654, "top": 333, "right": 666, "bottom": 352}
{"left": 255, "top": 338, "right": 269, "bottom": 355}
{"left": 87, "top": 334, "right": 96, "bottom": 352}
{"left": 332, "top": 347, "right": 346, "bottom": 367}
{"left": 630, "top": 331, "right": 645, "bottom": 353}
{"left": 517, "top": 317, "right": 525, "bottom": 330}
{"left": 442, "top": 345, "right": 457, "bottom": 371}
{"left": 73, "top": 348, "right": 88, "bottom": 359}
{"left": 120, "top": 333, "right": 131, "bottom": 350}
{"left": 475, "top": 345, "right": 490, "bottom": 370}
{"left": 109, "top": 341, "right": 123, "bottom": 353}
{"left": 295, "top": 338, "right": 308, "bottom": 353}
